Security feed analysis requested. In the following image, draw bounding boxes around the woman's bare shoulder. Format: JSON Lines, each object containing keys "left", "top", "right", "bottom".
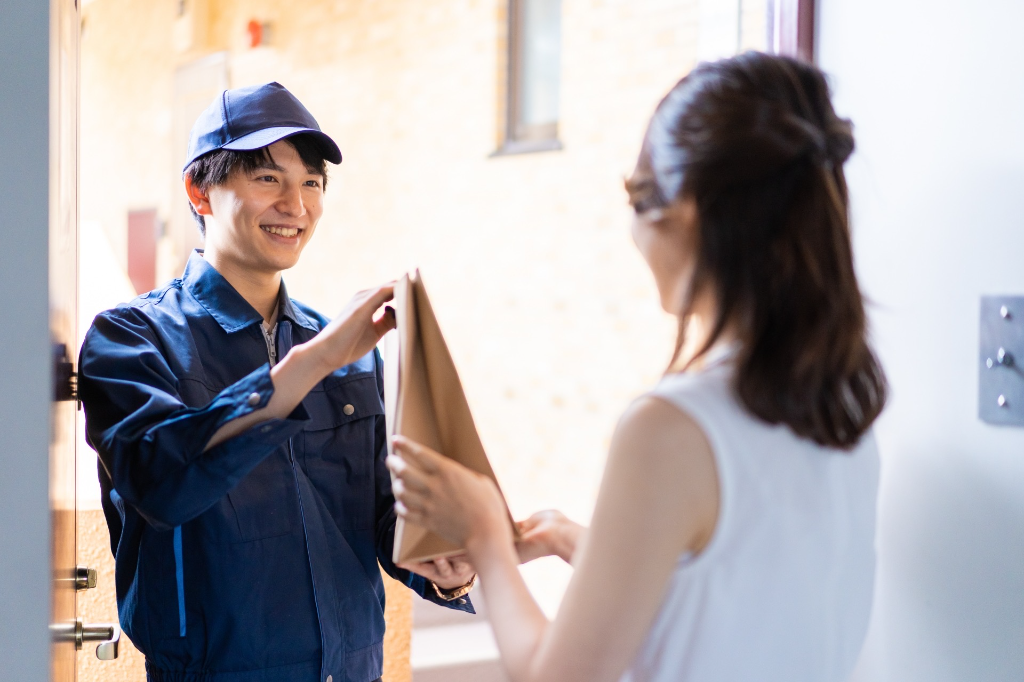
{"left": 613, "top": 393, "right": 712, "bottom": 463}
{"left": 602, "top": 392, "right": 720, "bottom": 554}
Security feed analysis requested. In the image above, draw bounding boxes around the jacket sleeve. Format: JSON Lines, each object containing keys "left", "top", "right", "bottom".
{"left": 79, "top": 307, "right": 309, "bottom": 531}
{"left": 371, "top": 348, "right": 475, "bottom": 613}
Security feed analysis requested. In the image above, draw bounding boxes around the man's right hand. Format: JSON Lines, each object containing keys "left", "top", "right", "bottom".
{"left": 204, "top": 282, "right": 397, "bottom": 452}
{"left": 515, "top": 510, "right": 586, "bottom": 565}
{"left": 306, "top": 283, "right": 397, "bottom": 377}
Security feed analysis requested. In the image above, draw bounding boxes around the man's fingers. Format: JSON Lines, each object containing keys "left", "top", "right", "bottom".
{"left": 449, "top": 556, "right": 474, "bottom": 576}
{"left": 433, "top": 557, "right": 453, "bottom": 579}
{"left": 373, "top": 306, "right": 397, "bottom": 335}
{"left": 395, "top": 560, "right": 459, "bottom": 588}
{"left": 396, "top": 560, "right": 433, "bottom": 576}
{"left": 363, "top": 283, "right": 395, "bottom": 310}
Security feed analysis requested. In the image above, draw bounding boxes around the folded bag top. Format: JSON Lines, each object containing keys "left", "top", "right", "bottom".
{"left": 388, "top": 269, "right": 515, "bottom": 563}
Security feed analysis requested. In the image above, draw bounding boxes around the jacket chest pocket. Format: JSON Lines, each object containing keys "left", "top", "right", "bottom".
{"left": 300, "top": 374, "right": 384, "bottom": 530}
{"left": 223, "top": 449, "right": 301, "bottom": 543}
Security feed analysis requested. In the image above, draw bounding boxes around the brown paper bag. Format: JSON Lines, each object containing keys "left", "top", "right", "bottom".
{"left": 388, "top": 270, "right": 514, "bottom": 564}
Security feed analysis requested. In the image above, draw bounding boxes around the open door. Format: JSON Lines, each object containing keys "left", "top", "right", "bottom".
{"left": 48, "top": 0, "right": 120, "bottom": 676}
{"left": 47, "top": 0, "right": 79, "bottom": 675}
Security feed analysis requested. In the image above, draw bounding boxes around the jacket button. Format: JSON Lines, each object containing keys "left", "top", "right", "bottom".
{"left": 343, "top": 404, "right": 355, "bottom": 416}
{"left": 247, "top": 392, "right": 261, "bottom": 407}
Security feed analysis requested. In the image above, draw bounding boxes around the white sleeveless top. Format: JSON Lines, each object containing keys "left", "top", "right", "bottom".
{"left": 620, "top": 353, "right": 879, "bottom": 682}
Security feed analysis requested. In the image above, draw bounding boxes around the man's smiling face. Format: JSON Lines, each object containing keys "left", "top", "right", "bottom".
{"left": 203, "top": 139, "right": 325, "bottom": 275}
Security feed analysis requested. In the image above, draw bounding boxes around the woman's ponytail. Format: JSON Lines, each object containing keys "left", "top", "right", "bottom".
{"left": 628, "top": 52, "right": 886, "bottom": 449}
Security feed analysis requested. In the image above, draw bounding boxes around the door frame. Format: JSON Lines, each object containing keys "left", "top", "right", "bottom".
{"left": 0, "top": 0, "right": 78, "bottom": 680}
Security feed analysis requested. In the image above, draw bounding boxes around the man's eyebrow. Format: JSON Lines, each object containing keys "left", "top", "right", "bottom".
{"left": 252, "top": 161, "right": 286, "bottom": 172}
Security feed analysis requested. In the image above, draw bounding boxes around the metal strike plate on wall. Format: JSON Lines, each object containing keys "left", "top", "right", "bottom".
{"left": 979, "top": 296, "right": 1024, "bottom": 426}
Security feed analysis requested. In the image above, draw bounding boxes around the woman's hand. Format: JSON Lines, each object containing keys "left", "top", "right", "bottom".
{"left": 515, "top": 510, "right": 586, "bottom": 565}
{"left": 387, "top": 436, "right": 512, "bottom": 557}
{"left": 396, "top": 555, "right": 477, "bottom": 591}
{"left": 306, "top": 284, "right": 397, "bottom": 377}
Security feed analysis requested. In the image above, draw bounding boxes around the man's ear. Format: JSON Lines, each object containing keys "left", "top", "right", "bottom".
{"left": 184, "top": 175, "right": 214, "bottom": 217}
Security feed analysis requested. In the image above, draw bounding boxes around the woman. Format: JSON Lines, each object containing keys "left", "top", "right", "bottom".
{"left": 388, "top": 52, "right": 886, "bottom": 682}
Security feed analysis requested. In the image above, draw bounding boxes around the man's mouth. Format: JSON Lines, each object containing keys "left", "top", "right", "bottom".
{"left": 260, "top": 225, "right": 301, "bottom": 238}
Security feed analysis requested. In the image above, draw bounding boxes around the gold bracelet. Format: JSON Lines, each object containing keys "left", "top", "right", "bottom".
{"left": 432, "top": 574, "right": 477, "bottom": 602}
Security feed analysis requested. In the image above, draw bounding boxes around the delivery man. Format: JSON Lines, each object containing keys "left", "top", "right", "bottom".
{"left": 79, "top": 82, "right": 475, "bottom": 682}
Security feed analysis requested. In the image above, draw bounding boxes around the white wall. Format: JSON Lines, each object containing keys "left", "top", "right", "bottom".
{"left": 817, "top": 1, "right": 1024, "bottom": 680}
{"left": 0, "top": 1, "right": 54, "bottom": 681}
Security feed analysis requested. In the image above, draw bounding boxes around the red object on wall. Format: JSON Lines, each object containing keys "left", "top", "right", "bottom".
{"left": 127, "top": 209, "right": 158, "bottom": 295}
{"left": 247, "top": 20, "right": 263, "bottom": 48}
{"left": 771, "top": 0, "right": 815, "bottom": 62}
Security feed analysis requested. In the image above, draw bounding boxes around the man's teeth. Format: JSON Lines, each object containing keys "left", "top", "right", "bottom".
{"left": 261, "top": 225, "right": 299, "bottom": 237}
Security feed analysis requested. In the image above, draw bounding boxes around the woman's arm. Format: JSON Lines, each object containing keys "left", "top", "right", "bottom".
{"left": 389, "top": 395, "right": 720, "bottom": 682}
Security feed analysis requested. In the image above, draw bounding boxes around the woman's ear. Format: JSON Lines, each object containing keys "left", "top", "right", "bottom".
{"left": 658, "top": 198, "right": 700, "bottom": 251}
{"left": 184, "top": 175, "right": 213, "bottom": 217}
{"left": 665, "top": 197, "right": 699, "bottom": 231}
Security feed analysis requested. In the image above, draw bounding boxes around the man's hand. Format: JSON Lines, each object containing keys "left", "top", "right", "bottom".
{"left": 203, "top": 283, "right": 396, "bottom": 452}
{"left": 398, "top": 555, "right": 476, "bottom": 591}
{"left": 515, "top": 510, "right": 586, "bottom": 565}
{"left": 306, "top": 284, "right": 397, "bottom": 376}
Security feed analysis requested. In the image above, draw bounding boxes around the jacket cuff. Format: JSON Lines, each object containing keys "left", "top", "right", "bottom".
{"left": 405, "top": 572, "right": 476, "bottom": 613}
{"left": 195, "top": 364, "right": 310, "bottom": 476}
{"left": 210, "top": 363, "right": 282, "bottom": 426}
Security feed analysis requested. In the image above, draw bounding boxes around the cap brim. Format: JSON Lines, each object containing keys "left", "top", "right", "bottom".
{"left": 222, "top": 126, "right": 343, "bottom": 164}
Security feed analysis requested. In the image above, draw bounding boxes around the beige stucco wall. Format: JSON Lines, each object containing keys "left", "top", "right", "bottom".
{"left": 77, "top": 510, "right": 147, "bottom": 681}
{"left": 78, "top": 0, "right": 764, "bottom": 679}
{"left": 80, "top": 0, "right": 178, "bottom": 270}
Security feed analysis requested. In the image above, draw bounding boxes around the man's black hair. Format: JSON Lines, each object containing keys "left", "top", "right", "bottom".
{"left": 183, "top": 133, "right": 330, "bottom": 236}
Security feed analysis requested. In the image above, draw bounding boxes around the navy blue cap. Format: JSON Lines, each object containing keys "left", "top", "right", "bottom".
{"left": 184, "top": 82, "right": 342, "bottom": 171}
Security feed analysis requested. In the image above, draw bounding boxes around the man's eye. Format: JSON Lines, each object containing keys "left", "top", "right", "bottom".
{"left": 256, "top": 175, "right": 277, "bottom": 183}
{"left": 304, "top": 180, "right": 321, "bottom": 188}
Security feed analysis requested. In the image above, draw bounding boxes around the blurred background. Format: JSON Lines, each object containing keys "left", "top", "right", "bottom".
{"left": 65, "top": 0, "right": 1024, "bottom": 681}
{"left": 74, "top": 0, "right": 769, "bottom": 680}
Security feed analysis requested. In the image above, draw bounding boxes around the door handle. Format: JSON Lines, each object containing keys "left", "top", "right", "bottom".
{"left": 50, "top": 618, "right": 121, "bottom": 660}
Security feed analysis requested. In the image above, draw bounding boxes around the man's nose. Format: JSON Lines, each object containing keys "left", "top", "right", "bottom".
{"left": 276, "top": 182, "right": 306, "bottom": 217}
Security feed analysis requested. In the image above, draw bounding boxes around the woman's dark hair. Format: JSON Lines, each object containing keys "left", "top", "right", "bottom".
{"left": 183, "top": 133, "right": 329, "bottom": 236}
{"left": 627, "top": 52, "right": 886, "bottom": 449}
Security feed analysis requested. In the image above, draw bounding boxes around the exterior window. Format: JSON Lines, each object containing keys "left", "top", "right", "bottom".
{"left": 502, "top": 0, "right": 562, "bottom": 153}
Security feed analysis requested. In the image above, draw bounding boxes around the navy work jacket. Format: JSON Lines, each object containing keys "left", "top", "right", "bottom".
{"left": 78, "top": 251, "right": 471, "bottom": 682}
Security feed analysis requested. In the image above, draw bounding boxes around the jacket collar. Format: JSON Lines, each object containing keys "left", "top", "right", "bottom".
{"left": 181, "top": 250, "right": 319, "bottom": 333}
{"left": 277, "top": 284, "right": 320, "bottom": 332}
